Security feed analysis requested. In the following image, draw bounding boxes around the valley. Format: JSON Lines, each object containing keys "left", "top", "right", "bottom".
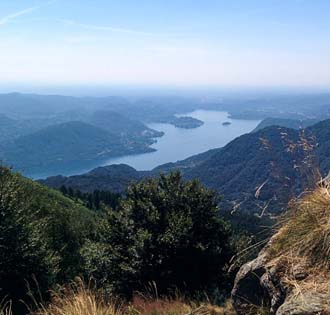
{"left": 102, "top": 110, "right": 260, "bottom": 171}
{"left": 3, "top": 1, "right": 330, "bottom": 313}
{"left": 2, "top": 92, "right": 330, "bottom": 315}
{"left": 41, "top": 117, "right": 330, "bottom": 217}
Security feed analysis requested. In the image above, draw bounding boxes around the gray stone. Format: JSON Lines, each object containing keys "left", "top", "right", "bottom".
{"left": 276, "top": 292, "right": 330, "bottom": 315}
{"left": 232, "top": 249, "right": 330, "bottom": 315}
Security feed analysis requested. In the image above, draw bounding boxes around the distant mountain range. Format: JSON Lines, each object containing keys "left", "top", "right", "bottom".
{"left": 0, "top": 111, "right": 163, "bottom": 177}
{"left": 3, "top": 92, "right": 330, "bottom": 212}
{"left": 87, "top": 110, "right": 163, "bottom": 138}
{"left": 41, "top": 119, "right": 330, "bottom": 216}
{"left": 0, "top": 93, "right": 214, "bottom": 176}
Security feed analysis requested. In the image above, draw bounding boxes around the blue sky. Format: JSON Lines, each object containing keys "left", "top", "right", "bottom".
{"left": 1, "top": 0, "right": 330, "bottom": 88}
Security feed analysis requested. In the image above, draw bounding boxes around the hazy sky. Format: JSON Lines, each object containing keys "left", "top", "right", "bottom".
{"left": 1, "top": 0, "right": 330, "bottom": 88}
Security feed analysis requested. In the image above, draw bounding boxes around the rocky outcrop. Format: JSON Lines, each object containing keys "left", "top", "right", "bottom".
{"left": 232, "top": 244, "right": 330, "bottom": 315}
{"left": 232, "top": 182, "right": 330, "bottom": 315}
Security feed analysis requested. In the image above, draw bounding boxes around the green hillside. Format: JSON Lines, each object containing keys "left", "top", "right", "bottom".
{"left": 2, "top": 121, "right": 156, "bottom": 176}
{"left": 0, "top": 166, "right": 95, "bottom": 312}
{"left": 0, "top": 167, "right": 234, "bottom": 314}
{"left": 88, "top": 110, "right": 163, "bottom": 138}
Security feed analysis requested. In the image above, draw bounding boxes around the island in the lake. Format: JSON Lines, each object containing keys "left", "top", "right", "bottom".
{"left": 156, "top": 115, "right": 204, "bottom": 129}
{"left": 173, "top": 116, "right": 204, "bottom": 129}
{"left": 222, "top": 121, "right": 231, "bottom": 126}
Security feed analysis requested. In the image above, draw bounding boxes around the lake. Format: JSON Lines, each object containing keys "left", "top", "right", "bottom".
{"left": 103, "top": 110, "right": 260, "bottom": 170}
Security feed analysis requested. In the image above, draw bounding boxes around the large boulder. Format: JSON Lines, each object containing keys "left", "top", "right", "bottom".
{"left": 231, "top": 249, "right": 285, "bottom": 315}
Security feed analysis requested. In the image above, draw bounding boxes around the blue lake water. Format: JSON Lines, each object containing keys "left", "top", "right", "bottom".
{"left": 103, "top": 110, "right": 260, "bottom": 170}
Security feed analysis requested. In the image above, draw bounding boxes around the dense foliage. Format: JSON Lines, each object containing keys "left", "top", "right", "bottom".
{"left": 81, "top": 172, "right": 232, "bottom": 297}
{"left": 0, "top": 167, "right": 95, "bottom": 312}
{"left": 0, "top": 168, "right": 234, "bottom": 312}
{"left": 59, "top": 185, "right": 121, "bottom": 210}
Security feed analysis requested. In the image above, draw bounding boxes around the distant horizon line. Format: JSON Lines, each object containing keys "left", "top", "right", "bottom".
{"left": 1, "top": 83, "right": 330, "bottom": 97}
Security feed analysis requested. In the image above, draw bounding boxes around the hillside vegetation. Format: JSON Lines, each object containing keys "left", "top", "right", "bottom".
{"left": 5, "top": 168, "right": 330, "bottom": 314}
{"left": 0, "top": 167, "right": 235, "bottom": 314}
{"left": 0, "top": 166, "right": 96, "bottom": 313}
{"left": 42, "top": 121, "right": 325, "bottom": 215}
{"left": 1, "top": 121, "right": 158, "bottom": 177}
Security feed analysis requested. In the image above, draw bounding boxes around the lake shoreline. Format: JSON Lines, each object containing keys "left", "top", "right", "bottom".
{"left": 31, "top": 110, "right": 260, "bottom": 179}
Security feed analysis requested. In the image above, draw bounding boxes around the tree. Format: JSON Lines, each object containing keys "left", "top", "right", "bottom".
{"left": 0, "top": 167, "right": 95, "bottom": 312}
{"left": 0, "top": 167, "right": 55, "bottom": 309}
{"left": 81, "top": 172, "right": 232, "bottom": 296}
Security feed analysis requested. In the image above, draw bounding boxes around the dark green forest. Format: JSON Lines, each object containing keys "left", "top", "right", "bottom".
{"left": 0, "top": 167, "right": 247, "bottom": 313}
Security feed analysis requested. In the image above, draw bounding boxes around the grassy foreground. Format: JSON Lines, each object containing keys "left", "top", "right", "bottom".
{"left": 0, "top": 279, "right": 235, "bottom": 315}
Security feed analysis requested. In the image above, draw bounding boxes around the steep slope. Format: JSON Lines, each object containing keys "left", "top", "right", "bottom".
{"left": 0, "top": 166, "right": 95, "bottom": 311}
{"left": 305, "top": 118, "right": 330, "bottom": 174}
{"left": 184, "top": 126, "right": 316, "bottom": 214}
{"left": 232, "top": 184, "right": 330, "bottom": 315}
{"left": 165, "top": 120, "right": 330, "bottom": 215}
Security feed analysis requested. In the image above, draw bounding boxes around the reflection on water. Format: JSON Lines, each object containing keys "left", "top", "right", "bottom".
{"left": 103, "top": 110, "right": 260, "bottom": 170}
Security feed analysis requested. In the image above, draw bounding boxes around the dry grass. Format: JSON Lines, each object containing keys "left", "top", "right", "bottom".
{"left": 12, "top": 279, "right": 236, "bottom": 315}
{"left": 269, "top": 180, "right": 330, "bottom": 269}
{"left": 263, "top": 178, "right": 330, "bottom": 313}
{"left": 128, "top": 298, "right": 236, "bottom": 315}
{"left": 0, "top": 298, "right": 12, "bottom": 315}
{"left": 32, "top": 278, "right": 119, "bottom": 315}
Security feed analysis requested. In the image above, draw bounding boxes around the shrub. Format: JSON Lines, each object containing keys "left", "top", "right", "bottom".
{"left": 81, "top": 172, "right": 233, "bottom": 297}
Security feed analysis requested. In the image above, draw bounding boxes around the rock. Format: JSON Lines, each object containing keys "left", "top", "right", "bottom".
{"left": 291, "top": 264, "right": 308, "bottom": 281}
{"left": 232, "top": 251, "right": 330, "bottom": 315}
{"left": 231, "top": 251, "right": 285, "bottom": 315}
{"left": 276, "top": 292, "right": 330, "bottom": 315}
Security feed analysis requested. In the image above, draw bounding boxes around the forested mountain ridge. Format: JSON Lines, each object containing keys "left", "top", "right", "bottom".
{"left": 184, "top": 125, "right": 316, "bottom": 214}
{"left": 0, "top": 107, "right": 165, "bottom": 177}
{"left": 41, "top": 119, "right": 330, "bottom": 215}
{"left": 2, "top": 121, "right": 157, "bottom": 177}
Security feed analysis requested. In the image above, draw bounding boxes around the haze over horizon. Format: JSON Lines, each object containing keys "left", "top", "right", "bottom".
{"left": 1, "top": 0, "right": 330, "bottom": 90}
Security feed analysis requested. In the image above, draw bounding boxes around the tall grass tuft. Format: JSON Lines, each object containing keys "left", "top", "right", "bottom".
{"left": 32, "top": 278, "right": 119, "bottom": 315}
{"left": 27, "top": 278, "right": 235, "bottom": 315}
{"left": 270, "top": 177, "right": 330, "bottom": 269}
